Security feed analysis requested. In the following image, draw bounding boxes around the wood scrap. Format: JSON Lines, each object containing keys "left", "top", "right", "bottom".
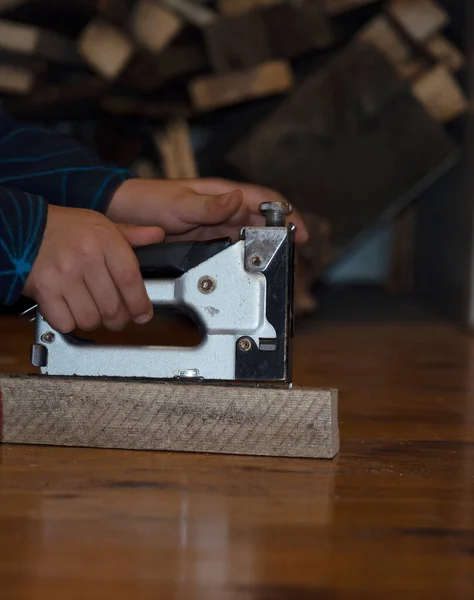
{"left": 387, "top": 0, "right": 449, "bottom": 44}
{"left": 357, "top": 15, "right": 428, "bottom": 81}
{"left": 426, "top": 35, "right": 464, "bottom": 72}
{"left": 0, "top": 64, "right": 34, "bottom": 94}
{"left": 189, "top": 60, "right": 293, "bottom": 112}
{"left": 412, "top": 64, "right": 468, "bottom": 123}
{"left": 131, "top": 0, "right": 183, "bottom": 54}
{"left": 0, "top": 375, "right": 340, "bottom": 459}
{"left": 155, "top": 118, "right": 198, "bottom": 178}
{"left": 78, "top": 19, "right": 135, "bottom": 80}
{"left": 0, "top": 19, "right": 80, "bottom": 65}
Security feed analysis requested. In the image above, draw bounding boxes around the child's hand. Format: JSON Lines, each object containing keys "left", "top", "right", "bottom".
{"left": 23, "top": 205, "right": 165, "bottom": 333}
{"left": 107, "top": 178, "right": 308, "bottom": 244}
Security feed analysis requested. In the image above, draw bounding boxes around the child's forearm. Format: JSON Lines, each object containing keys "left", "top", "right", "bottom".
{"left": 0, "top": 185, "right": 48, "bottom": 305}
{"left": 0, "top": 113, "right": 135, "bottom": 213}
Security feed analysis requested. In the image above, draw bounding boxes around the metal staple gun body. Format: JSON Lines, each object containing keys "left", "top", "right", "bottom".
{"left": 30, "top": 202, "right": 296, "bottom": 384}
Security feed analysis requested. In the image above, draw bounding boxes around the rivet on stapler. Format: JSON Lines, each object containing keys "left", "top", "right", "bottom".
{"left": 31, "top": 202, "right": 296, "bottom": 384}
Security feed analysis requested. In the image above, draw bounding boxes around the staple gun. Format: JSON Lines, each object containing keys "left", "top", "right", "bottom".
{"left": 30, "top": 202, "right": 296, "bottom": 384}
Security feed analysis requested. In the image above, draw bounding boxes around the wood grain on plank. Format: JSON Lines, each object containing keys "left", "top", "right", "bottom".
{"left": 189, "top": 60, "right": 293, "bottom": 112}
{"left": 0, "top": 375, "right": 339, "bottom": 459}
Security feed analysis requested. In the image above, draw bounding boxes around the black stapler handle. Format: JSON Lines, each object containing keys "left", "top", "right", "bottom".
{"left": 134, "top": 238, "right": 233, "bottom": 279}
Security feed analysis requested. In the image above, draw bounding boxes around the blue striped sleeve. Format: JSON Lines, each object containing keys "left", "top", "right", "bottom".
{"left": 0, "top": 185, "right": 48, "bottom": 305}
{"left": 0, "top": 115, "right": 136, "bottom": 213}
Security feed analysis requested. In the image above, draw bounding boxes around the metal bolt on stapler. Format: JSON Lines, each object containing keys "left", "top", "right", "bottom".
{"left": 30, "top": 202, "right": 296, "bottom": 384}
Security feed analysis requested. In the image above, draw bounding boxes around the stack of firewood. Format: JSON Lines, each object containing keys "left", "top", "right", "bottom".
{"left": 0, "top": 0, "right": 467, "bottom": 315}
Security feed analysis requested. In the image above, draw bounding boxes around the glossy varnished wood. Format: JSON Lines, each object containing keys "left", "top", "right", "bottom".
{"left": 1, "top": 301, "right": 474, "bottom": 599}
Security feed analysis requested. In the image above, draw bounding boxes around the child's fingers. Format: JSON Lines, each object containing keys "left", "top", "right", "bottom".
{"left": 187, "top": 179, "right": 309, "bottom": 243}
{"left": 105, "top": 244, "right": 153, "bottom": 326}
{"left": 85, "top": 264, "right": 130, "bottom": 331}
{"left": 64, "top": 283, "right": 101, "bottom": 332}
{"left": 175, "top": 190, "right": 243, "bottom": 226}
{"left": 38, "top": 297, "right": 75, "bottom": 334}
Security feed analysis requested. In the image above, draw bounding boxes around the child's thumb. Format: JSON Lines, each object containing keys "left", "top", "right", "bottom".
{"left": 117, "top": 224, "right": 166, "bottom": 247}
{"left": 175, "top": 189, "right": 243, "bottom": 226}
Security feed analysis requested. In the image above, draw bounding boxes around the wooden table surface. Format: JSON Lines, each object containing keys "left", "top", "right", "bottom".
{"left": 1, "top": 302, "right": 474, "bottom": 599}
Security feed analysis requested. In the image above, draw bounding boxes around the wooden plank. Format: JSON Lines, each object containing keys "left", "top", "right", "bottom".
{"left": 189, "top": 60, "right": 293, "bottom": 112}
{"left": 412, "top": 64, "right": 468, "bottom": 123}
{"left": 426, "top": 35, "right": 465, "bottom": 72}
{"left": 131, "top": 0, "right": 183, "bottom": 54}
{"left": 227, "top": 43, "right": 457, "bottom": 256}
{"left": 78, "top": 19, "right": 135, "bottom": 80}
{"left": 0, "top": 375, "right": 339, "bottom": 459}
{"left": 387, "top": 0, "right": 449, "bottom": 44}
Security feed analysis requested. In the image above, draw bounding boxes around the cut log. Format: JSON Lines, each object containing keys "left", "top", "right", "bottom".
{"left": 78, "top": 19, "right": 135, "bottom": 80}
{"left": 426, "top": 35, "right": 465, "bottom": 72}
{"left": 357, "top": 16, "right": 428, "bottom": 81}
{"left": 412, "top": 64, "right": 468, "bottom": 123}
{"left": 0, "top": 375, "right": 340, "bottom": 460}
{"left": 131, "top": 0, "right": 183, "bottom": 54}
{"left": 358, "top": 15, "right": 411, "bottom": 64}
{"left": 0, "top": 19, "right": 81, "bottom": 65}
{"left": 387, "top": 0, "right": 449, "bottom": 44}
{"left": 0, "top": 64, "right": 34, "bottom": 94}
{"left": 189, "top": 60, "right": 293, "bottom": 112}
{"left": 155, "top": 118, "right": 198, "bottom": 179}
